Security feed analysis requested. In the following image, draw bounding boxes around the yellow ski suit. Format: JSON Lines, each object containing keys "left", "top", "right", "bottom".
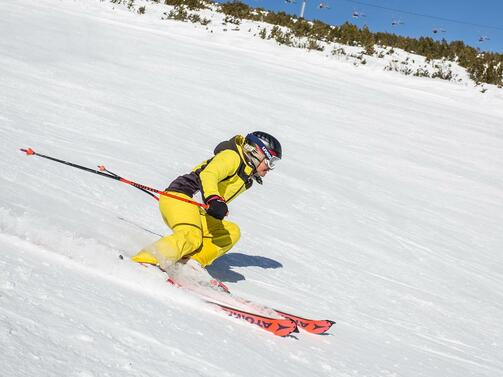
{"left": 133, "top": 135, "right": 255, "bottom": 268}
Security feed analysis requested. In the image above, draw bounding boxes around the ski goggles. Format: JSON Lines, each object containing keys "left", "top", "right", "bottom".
{"left": 264, "top": 155, "right": 280, "bottom": 170}
{"left": 246, "top": 134, "right": 281, "bottom": 170}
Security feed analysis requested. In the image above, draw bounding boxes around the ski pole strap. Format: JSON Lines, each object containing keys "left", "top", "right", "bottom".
{"left": 20, "top": 148, "right": 208, "bottom": 209}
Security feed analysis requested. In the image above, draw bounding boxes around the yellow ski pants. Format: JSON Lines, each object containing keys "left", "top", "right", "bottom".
{"left": 132, "top": 192, "right": 240, "bottom": 268}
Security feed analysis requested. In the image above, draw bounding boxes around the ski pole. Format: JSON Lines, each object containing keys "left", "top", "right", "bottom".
{"left": 96, "top": 165, "right": 160, "bottom": 201}
{"left": 20, "top": 148, "right": 209, "bottom": 209}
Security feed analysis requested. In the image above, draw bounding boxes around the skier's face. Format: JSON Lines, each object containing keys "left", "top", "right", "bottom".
{"left": 249, "top": 144, "right": 279, "bottom": 177}
{"left": 256, "top": 160, "right": 270, "bottom": 177}
{"left": 255, "top": 154, "right": 270, "bottom": 177}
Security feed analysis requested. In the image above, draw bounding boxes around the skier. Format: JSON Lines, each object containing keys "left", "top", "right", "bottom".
{"left": 131, "top": 131, "right": 282, "bottom": 275}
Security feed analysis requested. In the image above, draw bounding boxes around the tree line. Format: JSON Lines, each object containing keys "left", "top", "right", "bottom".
{"left": 162, "top": 0, "right": 503, "bottom": 86}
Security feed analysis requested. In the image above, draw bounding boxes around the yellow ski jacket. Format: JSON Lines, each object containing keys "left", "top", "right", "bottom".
{"left": 166, "top": 135, "right": 255, "bottom": 203}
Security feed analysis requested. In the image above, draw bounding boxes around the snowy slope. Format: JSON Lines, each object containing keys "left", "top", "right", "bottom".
{"left": 1, "top": 0, "right": 503, "bottom": 376}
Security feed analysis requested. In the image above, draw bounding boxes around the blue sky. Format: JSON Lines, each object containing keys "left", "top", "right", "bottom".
{"left": 218, "top": 0, "right": 503, "bottom": 53}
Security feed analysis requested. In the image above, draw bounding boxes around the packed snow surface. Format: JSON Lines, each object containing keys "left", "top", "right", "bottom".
{"left": 1, "top": 0, "right": 503, "bottom": 376}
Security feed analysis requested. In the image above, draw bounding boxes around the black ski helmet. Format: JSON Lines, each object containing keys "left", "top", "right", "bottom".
{"left": 245, "top": 131, "right": 282, "bottom": 165}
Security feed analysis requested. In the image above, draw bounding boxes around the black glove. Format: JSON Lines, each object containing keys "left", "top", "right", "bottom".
{"left": 205, "top": 196, "right": 228, "bottom": 220}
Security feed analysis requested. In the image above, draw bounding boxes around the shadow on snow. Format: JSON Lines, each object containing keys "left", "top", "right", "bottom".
{"left": 206, "top": 252, "right": 283, "bottom": 283}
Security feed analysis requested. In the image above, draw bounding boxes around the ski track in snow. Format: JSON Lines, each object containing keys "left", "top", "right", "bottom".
{"left": 1, "top": 0, "right": 503, "bottom": 376}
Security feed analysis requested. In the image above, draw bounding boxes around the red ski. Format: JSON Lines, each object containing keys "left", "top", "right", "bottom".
{"left": 272, "top": 310, "right": 335, "bottom": 335}
{"left": 218, "top": 294, "right": 336, "bottom": 335}
{"left": 167, "top": 276, "right": 335, "bottom": 335}
{"left": 205, "top": 300, "right": 299, "bottom": 337}
{"left": 136, "top": 261, "right": 335, "bottom": 336}
{"left": 166, "top": 278, "right": 298, "bottom": 337}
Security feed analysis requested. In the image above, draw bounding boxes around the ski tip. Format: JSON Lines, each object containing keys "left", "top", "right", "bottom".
{"left": 273, "top": 310, "right": 336, "bottom": 335}
{"left": 303, "top": 320, "right": 335, "bottom": 335}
